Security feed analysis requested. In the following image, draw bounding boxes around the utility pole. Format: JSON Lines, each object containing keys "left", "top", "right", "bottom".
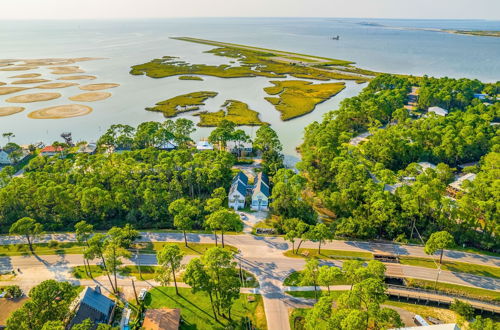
{"left": 132, "top": 279, "right": 139, "bottom": 305}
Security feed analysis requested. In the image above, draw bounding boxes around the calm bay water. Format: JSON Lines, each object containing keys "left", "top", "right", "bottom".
{"left": 0, "top": 18, "right": 499, "bottom": 162}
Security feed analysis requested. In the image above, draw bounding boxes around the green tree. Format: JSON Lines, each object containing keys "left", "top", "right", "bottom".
{"left": 450, "top": 299, "right": 475, "bottom": 320}
{"left": 424, "top": 230, "right": 454, "bottom": 264}
{"left": 75, "top": 220, "right": 94, "bottom": 277}
{"left": 9, "top": 217, "right": 44, "bottom": 252}
{"left": 41, "top": 321, "right": 65, "bottom": 330}
{"left": 253, "top": 125, "right": 284, "bottom": 175}
{"left": 2, "top": 132, "right": 14, "bottom": 143}
{"left": 283, "top": 218, "right": 310, "bottom": 253}
{"left": 104, "top": 228, "right": 132, "bottom": 293}
{"left": 87, "top": 233, "right": 116, "bottom": 293}
{"left": 183, "top": 258, "right": 219, "bottom": 321}
{"left": 208, "top": 119, "right": 236, "bottom": 150}
{"left": 4, "top": 142, "right": 23, "bottom": 164}
{"left": 309, "top": 223, "right": 333, "bottom": 254}
{"left": 318, "top": 265, "right": 342, "bottom": 293}
{"left": 156, "top": 244, "right": 184, "bottom": 295}
{"left": 205, "top": 209, "right": 242, "bottom": 248}
{"left": 71, "top": 318, "right": 94, "bottom": 330}
{"left": 168, "top": 198, "right": 198, "bottom": 247}
{"left": 469, "top": 316, "right": 498, "bottom": 330}
{"left": 6, "top": 280, "right": 77, "bottom": 329}
{"left": 300, "top": 258, "right": 321, "bottom": 300}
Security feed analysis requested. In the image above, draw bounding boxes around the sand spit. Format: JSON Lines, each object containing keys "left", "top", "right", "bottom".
{"left": 0, "top": 82, "right": 5, "bottom": 86}
{"left": 0, "top": 66, "right": 38, "bottom": 71}
{"left": 36, "top": 82, "right": 79, "bottom": 89}
{"left": 69, "top": 92, "right": 111, "bottom": 102}
{"left": 50, "top": 66, "right": 85, "bottom": 74}
{"left": 9, "top": 73, "right": 42, "bottom": 78}
{"left": 0, "top": 87, "right": 31, "bottom": 95}
{"left": 20, "top": 57, "right": 104, "bottom": 66}
{"left": 28, "top": 104, "right": 93, "bottom": 119}
{"left": 58, "top": 75, "right": 96, "bottom": 81}
{"left": 12, "top": 79, "right": 51, "bottom": 85}
{"left": 0, "top": 107, "right": 25, "bottom": 116}
{"left": 79, "top": 83, "right": 120, "bottom": 91}
{"left": 6, "top": 92, "right": 61, "bottom": 103}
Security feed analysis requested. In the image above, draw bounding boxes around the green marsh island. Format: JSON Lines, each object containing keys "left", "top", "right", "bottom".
{"left": 132, "top": 37, "right": 378, "bottom": 123}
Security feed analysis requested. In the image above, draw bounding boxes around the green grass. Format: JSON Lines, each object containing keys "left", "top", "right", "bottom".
{"left": 263, "top": 80, "right": 346, "bottom": 120}
{"left": 284, "top": 248, "right": 372, "bottom": 260}
{"left": 178, "top": 75, "right": 204, "bottom": 81}
{"left": 286, "top": 290, "right": 346, "bottom": 300}
{"left": 405, "top": 278, "right": 500, "bottom": 302}
{"left": 119, "top": 265, "right": 159, "bottom": 281}
{"left": 72, "top": 265, "right": 106, "bottom": 279}
{"left": 196, "top": 99, "right": 266, "bottom": 127}
{"left": 134, "top": 242, "right": 237, "bottom": 255}
{"left": 384, "top": 300, "right": 458, "bottom": 324}
{"left": 145, "top": 91, "right": 218, "bottom": 117}
{"left": 144, "top": 286, "right": 267, "bottom": 329}
{"left": 283, "top": 271, "right": 347, "bottom": 286}
{"left": 0, "top": 242, "right": 83, "bottom": 257}
{"left": 399, "top": 257, "right": 500, "bottom": 279}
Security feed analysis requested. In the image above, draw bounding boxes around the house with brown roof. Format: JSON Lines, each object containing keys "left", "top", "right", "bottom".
{"left": 142, "top": 308, "right": 181, "bottom": 330}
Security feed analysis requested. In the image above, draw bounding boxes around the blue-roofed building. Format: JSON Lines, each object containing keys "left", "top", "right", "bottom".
{"left": 251, "top": 172, "right": 270, "bottom": 211}
{"left": 69, "top": 286, "right": 116, "bottom": 329}
{"left": 228, "top": 171, "right": 248, "bottom": 210}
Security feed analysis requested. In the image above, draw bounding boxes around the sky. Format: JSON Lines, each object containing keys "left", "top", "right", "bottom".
{"left": 2, "top": 0, "right": 500, "bottom": 20}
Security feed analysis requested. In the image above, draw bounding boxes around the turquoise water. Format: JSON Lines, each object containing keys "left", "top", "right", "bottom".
{"left": 0, "top": 18, "right": 499, "bottom": 161}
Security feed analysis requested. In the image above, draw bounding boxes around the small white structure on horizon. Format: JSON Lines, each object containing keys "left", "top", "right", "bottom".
{"left": 196, "top": 140, "right": 214, "bottom": 151}
{"left": 228, "top": 172, "right": 248, "bottom": 210}
{"left": 428, "top": 106, "right": 448, "bottom": 117}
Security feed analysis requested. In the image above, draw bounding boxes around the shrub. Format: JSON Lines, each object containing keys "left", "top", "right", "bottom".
{"left": 450, "top": 299, "right": 474, "bottom": 320}
{"left": 5, "top": 285, "right": 22, "bottom": 299}
{"left": 48, "top": 240, "right": 59, "bottom": 248}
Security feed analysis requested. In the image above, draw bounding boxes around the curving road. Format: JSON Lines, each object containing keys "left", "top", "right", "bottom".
{"left": 0, "top": 232, "right": 499, "bottom": 330}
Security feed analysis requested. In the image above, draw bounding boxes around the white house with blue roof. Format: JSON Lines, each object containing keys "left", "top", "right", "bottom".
{"left": 228, "top": 171, "right": 248, "bottom": 210}
{"left": 251, "top": 172, "right": 270, "bottom": 211}
{"left": 69, "top": 286, "right": 116, "bottom": 328}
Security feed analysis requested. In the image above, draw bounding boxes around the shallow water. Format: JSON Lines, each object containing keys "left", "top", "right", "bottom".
{"left": 0, "top": 18, "right": 499, "bottom": 162}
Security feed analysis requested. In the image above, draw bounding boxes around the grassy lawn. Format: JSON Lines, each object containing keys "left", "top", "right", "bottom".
{"left": 283, "top": 271, "right": 347, "bottom": 287}
{"left": 384, "top": 300, "right": 458, "bottom": 324}
{"left": 405, "top": 278, "right": 500, "bottom": 302}
{"left": 72, "top": 265, "right": 106, "bottom": 279}
{"left": 0, "top": 242, "right": 83, "bottom": 257}
{"left": 134, "top": 242, "right": 237, "bottom": 255}
{"left": 284, "top": 248, "right": 372, "bottom": 260}
{"left": 144, "top": 287, "right": 267, "bottom": 329}
{"left": 399, "top": 257, "right": 500, "bottom": 279}
{"left": 286, "top": 290, "right": 346, "bottom": 300}
{"left": 119, "top": 265, "right": 159, "bottom": 281}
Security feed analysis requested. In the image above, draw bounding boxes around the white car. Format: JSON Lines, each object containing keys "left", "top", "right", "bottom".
{"left": 138, "top": 288, "right": 148, "bottom": 301}
{"left": 239, "top": 213, "right": 247, "bottom": 220}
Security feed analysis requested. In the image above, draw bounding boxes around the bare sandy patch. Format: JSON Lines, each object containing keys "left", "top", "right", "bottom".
{"left": 28, "top": 104, "right": 93, "bottom": 119}
{"left": 0, "top": 66, "right": 38, "bottom": 71}
{"left": 0, "top": 106, "right": 25, "bottom": 117}
{"left": 20, "top": 57, "right": 104, "bottom": 66}
{"left": 0, "top": 82, "right": 5, "bottom": 86}
{"left": 79, "top": 83, "right": 120, "bottom": 91}
{"left": 50, "top": 66, "right": 85, "bottom": 74}
{"left": 36, "top": 82, "right": 79, "bottom": 89}
{"left": 0, "top": 87, "right": 31, "bottom": 95}
{"left": 12, "top": 78, "right": 51, "bottom": 85}
{"left": 6, "top": 92, "right": 61, "bottom": 103}
{"left": 58, "top": 75, "right": 96, "bottom": 80}
{"left": 69, "top": 92, "right": 111, "bottom": 102}
{"left": 9, "top": 73, "right": 42, "bottom": 78}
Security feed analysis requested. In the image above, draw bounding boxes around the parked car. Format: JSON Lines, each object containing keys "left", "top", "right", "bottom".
{"left": 239, "top": 213, "right": 247, "bottom": 220}
{"left": 138, "top": 288, "right": 148, "bottom": 301}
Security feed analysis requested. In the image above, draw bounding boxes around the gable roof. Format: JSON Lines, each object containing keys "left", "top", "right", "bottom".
{"left": 142, "top": 308, "right": 181, "bottom": 330}
{"left": 253, "top": 172, "right": 270, "bottom": 198}
{"left": 40, "top": 145, "right": 64, "bottom": 153}
{"left": 70, "top": 286, "right": 115, "bottom": 326}
{"left": 230, "top": 172, "right": 248, "bottom": 197}
{"left": 232, "top": 171, "right": 248, "bottom": 185}
{"left": 449, "top": 173, "right": 476, "bottom": 191}
{"left": 428, "top": 106, "right": 448, "bottom": 116}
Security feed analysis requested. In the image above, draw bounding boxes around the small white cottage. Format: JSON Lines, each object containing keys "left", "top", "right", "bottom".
{"left": 251, "top": 172, "right": 270, "bottom": 211}
{"left": 228, "top": 172, "right": 248, "bottom": 210}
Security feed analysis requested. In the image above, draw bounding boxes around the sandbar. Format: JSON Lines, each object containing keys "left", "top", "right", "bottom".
{"left": 50, "top": 66, "right": 85, "bottom": 74}
{"left": 69, "top": 92, "right": 111, "bottom": 102}
{"left": 28, "top": 104, "right": 93, "bottom": 119}
{"left": 36, "top": 82, "right": 79, "bottom": 89}
{"left": 6, "top": 92, "right": 61, "bottom": 103}
{"left": 58, "top": 75, "right": 96, "bottom": 80}
{"left": 12, "top": 79, "right": 51, "bottom": 85}
{"left": 9, "top": 73, "right": 42, "bottom": 78}
{"left": 0, "top": 82, "right": 5, "bottom": 86}
{"left": 0, "top": 107, "right": 25, "bottom": 117}
{"left": 79, "top": 83, "right": 120, "bottom": 91}
{"left": 0, "top": 66, "right": 38, "bottom": 71}
{"left": 0, "top": 87, "right": 31, "bottom": 95}
{"left": 20, "top": 57, "right": 103, "bottom": 66}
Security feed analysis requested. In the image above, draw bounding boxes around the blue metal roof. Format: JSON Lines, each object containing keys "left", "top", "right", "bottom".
{"left": 233, "top": 171, "right": 248, "bottom": 185}
{"left": 80, "top": 286, "right": 115, "bottom": 317}
{"left": 253, "top": 173, "right": 270, "bottom": 198}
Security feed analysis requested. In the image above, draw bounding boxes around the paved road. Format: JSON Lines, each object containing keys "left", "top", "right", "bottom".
{"left": 1, "top": 232, "right": 499, "bottom": 330}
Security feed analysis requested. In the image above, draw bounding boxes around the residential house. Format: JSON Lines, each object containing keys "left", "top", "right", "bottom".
{"left": 251, "top": 172, "right": 270, "bottom": 211}
{"left": 77, "top": 142, "right": 97, "bottom": 154}
{"left": 228, "top": 171, "right": 248, "bottom": 210}
{"left": 0, "top": 149, "right": 13, "bottom": 165}
{"left": 158, "top": 141, "right": 178, "bottom": 151}
{"left": 68, "top": 286, "right": 115, "bottom": 329}
{"left": 447, "top": 173, "right": 476, "bottom": 198}
{"left": 196, "top": 140, "right": 214, "bottom": 151}
{"left": 40, "top": 145, "right": 64, "bottom": 157}
{"left": 417, "top": 162, "right": 437, "bottom": 173}
{"left": 142, "top": 308, "right": 181, "bottom": 330}
{"left": 427, "top": 106, "right": 448, "bottom": 116}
